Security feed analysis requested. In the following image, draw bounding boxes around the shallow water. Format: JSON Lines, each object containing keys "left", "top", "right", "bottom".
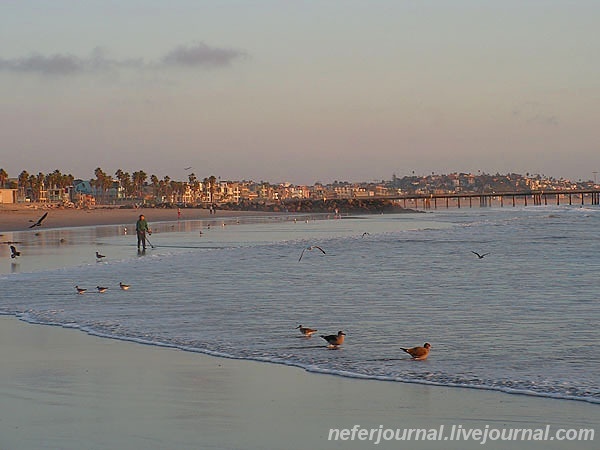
{"left": 1, "top": 208, "right": 599, "bottom": 404}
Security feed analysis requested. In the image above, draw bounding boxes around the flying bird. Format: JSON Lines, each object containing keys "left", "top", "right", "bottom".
{"left": 296, "top": 325, "right": 318, "bottom": 337}
{"left": 96, "top": 251, "right": 106, "bottom": 260}
{"left": 320, "top": 331, "right": 346, "bottom": 348}
{"left": 400, "top": 343, "right": 431, "bottom": 361}
{"left": 28, "top": 212, "right": 48, "bottom": 228}
{"left": 119, "top": 282, "right": 130, "bottom": 290}
{"left": 97, "top": 286, "right": 108, "bottom": 293}
{"left": 9, "top": 245, "right": 20, "bottom": 258}
{"left": 298, "top": 245, "right": 326, "bottom": 262}
{"left": 184, "top": 166, "right": 193, "bottom": 170}
{"left": 471, "top": 251, "right": 490, "bottom": 259}
{"left": 75, "top": 286, "right": 87, "bottom": 294}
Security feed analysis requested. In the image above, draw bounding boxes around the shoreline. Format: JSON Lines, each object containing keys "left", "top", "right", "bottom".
{"left": 0, "top": 204, "right": 284, "bottom": 233}
{"left": 1, "top": 315, "right": 597, "bottom": 450}
{"left": 18, "top": 314, "right": 598, "bottom": 407}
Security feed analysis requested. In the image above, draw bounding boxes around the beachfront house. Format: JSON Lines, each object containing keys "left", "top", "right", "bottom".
{"left": 0, "top": 188, "right": 18, "bottom": 204}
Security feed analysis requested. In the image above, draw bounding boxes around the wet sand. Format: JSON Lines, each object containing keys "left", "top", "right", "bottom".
{"left": 0, "top": 204, "right": 275, "bottom": 233}
{"left": 0, "top": 316, "right": 597, "bottom": 450}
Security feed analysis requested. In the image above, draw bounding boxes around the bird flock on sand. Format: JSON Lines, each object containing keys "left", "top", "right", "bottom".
{"left": 5, "top": 211, "right": 500, "bottom": 363}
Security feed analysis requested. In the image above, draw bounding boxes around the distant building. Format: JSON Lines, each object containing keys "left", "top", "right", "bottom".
{"left": 0, "top": 188, "right": 18, "bottom": 204}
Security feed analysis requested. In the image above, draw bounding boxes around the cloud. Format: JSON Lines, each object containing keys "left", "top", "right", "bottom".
{"left": 161, "top": 42, "right": 246, "bottom": 68}
{"left": 0, "top": 43, "right": 246, "bottom": 76}
{"left": 0, "top": 52, "right": 85, "bottom": 75}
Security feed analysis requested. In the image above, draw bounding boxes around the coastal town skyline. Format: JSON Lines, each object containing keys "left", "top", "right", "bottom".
{"left": 2, "top": 165, "right": 599, "bottom": 187}
{"left": 2, "top": 165, "right": 598, "bottom": 208}
{"left": 2, "top": 2, "right": 599, "bottom": 185}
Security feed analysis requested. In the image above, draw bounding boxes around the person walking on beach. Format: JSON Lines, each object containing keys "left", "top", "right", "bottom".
{"left": 136, "top": 214, "right": 151, "bottom": 250}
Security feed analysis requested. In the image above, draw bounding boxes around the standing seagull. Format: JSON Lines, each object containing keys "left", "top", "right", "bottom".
{"left": 75, "top": 286, "right": 87, "bottom": 294}
{"left": 296, "top": 325, "right": 318, "bottom": 337}
{"left": 471, "top": 251, "right": 490, "bottom": 259}
{"left": 400, "top": 343, "right": 431, "bottom": 361}
{"left": 96, "top": 251, "right": 106, "bottom": 260}
{"left": 298, "top": 245, "right": 326, "bottom": 262}
{"left": 320, "top": 331, "right": 346, "bottom": 348}
{"left": 29, "top": 212, "right": 48, "bottom": 228}
{"left": 9, "top": 245, "right": 21, "bottom": 258}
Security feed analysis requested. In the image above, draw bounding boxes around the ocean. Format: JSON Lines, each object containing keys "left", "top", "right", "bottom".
{"left": 1, "top": 207, "right": 599, "bottom": 404}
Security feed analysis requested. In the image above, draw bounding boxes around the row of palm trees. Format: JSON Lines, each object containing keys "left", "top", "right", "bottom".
{"left": 0, "top": 167, "right": 219, "bottom": 204}
{"left": 0, "top": 168, "right": 75, "bottom": 202}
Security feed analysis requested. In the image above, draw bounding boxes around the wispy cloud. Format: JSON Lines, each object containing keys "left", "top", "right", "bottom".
{"left": 162, "top": 42, "right": 246, "bottom": 68}
{"left": 0, "top": 43, "right": 246, "bottom": 76}
{"left": 0, "top": 52, "right": 85, "bottom": 75}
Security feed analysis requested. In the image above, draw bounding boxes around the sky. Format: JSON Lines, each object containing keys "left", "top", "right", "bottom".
{"left": 1, "top": 1, "right": 599, "bottom": 185}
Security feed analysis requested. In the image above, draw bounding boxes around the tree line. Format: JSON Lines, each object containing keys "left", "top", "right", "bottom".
{"left": 0, "top": 167, "right": 219, "bottom": 203}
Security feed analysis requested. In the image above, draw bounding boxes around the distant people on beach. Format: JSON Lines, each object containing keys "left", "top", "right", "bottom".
{"left": 136, "top": 214, "right": 151, "bottom": 250}
{"left": 177, "top": 207, "right": 181, "bottom": 220}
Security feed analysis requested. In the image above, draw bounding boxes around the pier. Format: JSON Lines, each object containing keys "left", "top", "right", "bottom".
{"left": 386, "top": 189, "right": 600, "bottom": 210}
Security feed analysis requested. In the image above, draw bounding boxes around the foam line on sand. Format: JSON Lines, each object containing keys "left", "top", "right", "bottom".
{"left": 0, "top": 316, "right": 597, "bottom": 450}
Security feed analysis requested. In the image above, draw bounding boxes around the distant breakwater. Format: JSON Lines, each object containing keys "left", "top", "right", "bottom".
{"left": 219, "top": 198, "right": 418, "bottom": 214}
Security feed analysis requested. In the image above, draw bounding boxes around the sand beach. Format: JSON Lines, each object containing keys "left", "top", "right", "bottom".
{"left": 0, "top": 205, "right": 597, "bottom": 449}
{"left": 0, "top": 204, "right": 267, "bottom": 233}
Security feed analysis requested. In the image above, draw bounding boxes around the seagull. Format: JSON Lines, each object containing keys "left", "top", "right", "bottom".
{"left": 471, "top": 251, "right": 490, "bottom": 259}
{"left": 96, "top": 251, "right": 106, "bottom": 260}
{"left": 75, "top": 286, "right": 87, "bottom": 294}
{"left": 361, "top": 232, "right": 370, "bottom": 238}
{"left": 400, "top": 343, "right": 431, "bottom": 361}
{"left": 119, "top": 282, "right": 130, "bottom": 290}
{"left": 97, "top": 286, "right": 108, "bottom": 293}
{"left": 320, "top": 331, "right": 346, "bottom": 348}
{"left": 9, "top": 245, "right": 21, "bottom": 258}
{"left": 29, "top": 212, "right": 48, "bottom": 228}
{"left": 296, "top": 325, "right": 318, "bottom": 337}
{"left": 184, "top": 166, "right": 193, "bottom": 170}
{"left": 298, "top": 245, "right": 326, "bottom": 262}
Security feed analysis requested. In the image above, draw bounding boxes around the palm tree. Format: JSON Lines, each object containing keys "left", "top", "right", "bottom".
{"left": 208, "top": 175, "right": 217, "bottom": 204}
{"left": 18, "top": 170, "right": 29, "bottom": 200}
{"left": 188, "top": 173, "right": 200, "bottom": 203}
{"left": 0, "top": 168, "right": 7, "bottom": 188}
{"left": 93, "top": 167, "right": 109, "bottom": 203}
{"left": 171, "top": 180, "right": 185, "bottom": 203}
{"left": 122, "top": 172, "right": 134, "bottom": 199}
{"left": 115, "top": 169, "right": 129, "bottom": 201}
{"left": 150, "top": 174, "right": 159, "bottom": 199}
{"left": 28, "top": 172, "right": 45, "bottom": 202}
{"left": 161, "top": 175, "right": 172, "bottom": 202}
{"left": 132, "top": 170, "right": 147, "bottom": 201}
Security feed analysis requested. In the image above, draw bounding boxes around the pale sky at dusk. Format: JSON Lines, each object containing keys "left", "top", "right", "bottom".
{"left": 1, "top": 1, "right": 599, "bottom": 185}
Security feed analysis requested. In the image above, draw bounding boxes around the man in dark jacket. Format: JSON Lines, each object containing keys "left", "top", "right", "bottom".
{"left": 136, "top": 214, "right": 151, "bottom": 250}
